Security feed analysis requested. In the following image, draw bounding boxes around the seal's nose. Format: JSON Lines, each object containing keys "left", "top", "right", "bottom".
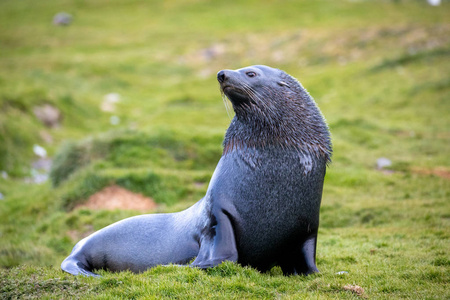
{"left": 217, "top": 70, "right": 226, "bottom": 83}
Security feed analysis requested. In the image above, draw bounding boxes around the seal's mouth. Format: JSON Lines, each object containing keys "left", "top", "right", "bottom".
{"left": 221, "top": 85, "right": 232, "bottom": 92}
{"left": 221, "top": 84, "right": 244, "bottom": 95}
{"left": 222, "top": 87, "right": 250, "bottom": 105}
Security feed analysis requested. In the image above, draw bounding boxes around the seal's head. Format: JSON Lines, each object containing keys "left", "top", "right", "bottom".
{"left": 218, "top": 65, "right": 331, "bottom": 162}
{"left": 218, "top": 65, "right": 288, "bottom": 112}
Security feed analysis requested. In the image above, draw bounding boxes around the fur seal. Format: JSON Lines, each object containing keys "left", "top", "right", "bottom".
{"left": 61, "top": 65, "right": 331, "bottom": 277}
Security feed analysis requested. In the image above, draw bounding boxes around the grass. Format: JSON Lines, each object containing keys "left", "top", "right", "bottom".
{"left": 0, "top": 0, "right": 449, "bottom": 298}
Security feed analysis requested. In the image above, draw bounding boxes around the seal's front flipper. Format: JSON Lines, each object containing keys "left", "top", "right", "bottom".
{"left": 191, "top": 209, "right": 238, "bottom": 269}
{"left": 61, "top": 256, "right": 100, "bottom": 277}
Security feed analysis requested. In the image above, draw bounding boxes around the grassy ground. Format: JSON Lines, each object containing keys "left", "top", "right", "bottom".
{"left": 0, "top": 0, "right": 449, "bottom": 298}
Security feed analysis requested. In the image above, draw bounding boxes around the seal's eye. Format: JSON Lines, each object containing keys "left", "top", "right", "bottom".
{"left": 246, "top": 71, "right": 257, "bottom": 78}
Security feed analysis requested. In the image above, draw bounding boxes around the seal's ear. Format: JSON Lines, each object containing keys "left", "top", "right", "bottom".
{"left": 278, "top": 81, "right": 290, "bottom": 88}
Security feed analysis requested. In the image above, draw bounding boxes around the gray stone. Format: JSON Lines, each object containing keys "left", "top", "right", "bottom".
{"left": 53, "top": 12, "right": 73, "bottom": 26}
{"left": 376, "top": 157, "right": 392, "bottom": 170}
{"left": 33, "top": 104, "right": 62, "bottom": 128}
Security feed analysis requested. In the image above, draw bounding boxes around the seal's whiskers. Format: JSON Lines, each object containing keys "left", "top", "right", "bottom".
{"left": 220, "top": 89, "right": 233, "bottom": 120}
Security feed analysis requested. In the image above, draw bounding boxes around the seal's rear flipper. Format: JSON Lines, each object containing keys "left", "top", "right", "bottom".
{"left": 61, "top": 257, "right": 100, "bottom": 277}
{"left": 296, "top": 234, "right": 319, "bottom": 275}
{"left": 279, "top": 233, "right": 319, "bottom": 276}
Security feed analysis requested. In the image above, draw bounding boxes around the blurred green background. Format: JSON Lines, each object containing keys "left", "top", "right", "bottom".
{"left": 0, "top": 0, "right": 449, "bottom": 298}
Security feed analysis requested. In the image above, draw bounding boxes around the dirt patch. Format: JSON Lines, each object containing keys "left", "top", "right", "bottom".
{"left": 343, "top": 284, "right": 366, "bottom": 298}
{"left": 75, "top": 185, "right": 157, "bottom": 211}
{"left": 412, "top": 167, "right": 450, "bottom": 180}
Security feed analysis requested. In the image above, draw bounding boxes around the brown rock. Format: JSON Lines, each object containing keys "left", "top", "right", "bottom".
{"left": 33, "top": 104, "right": 62, "bottom": 128}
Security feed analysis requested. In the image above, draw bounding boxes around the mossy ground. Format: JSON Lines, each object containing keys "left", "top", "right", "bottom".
{"left": 0, "top": 0, "right": 449, "bottom": 299}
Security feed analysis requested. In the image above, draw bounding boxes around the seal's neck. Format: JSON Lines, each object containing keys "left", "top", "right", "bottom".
{"left": 222, "top": 98, "right": 332, "bottom": 163}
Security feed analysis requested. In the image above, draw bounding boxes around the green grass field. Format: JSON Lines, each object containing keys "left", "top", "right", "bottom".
{"left": 1, "top": 0, "right": 449, "bottom": 298}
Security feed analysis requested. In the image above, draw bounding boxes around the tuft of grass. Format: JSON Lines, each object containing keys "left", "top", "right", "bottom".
{"left": 49, "top": 128, "right": 220, "bottom": 209}
{"left": 50, "top": 129, "right": 222, "bottom": 187}
{"left": 370, "top": 48, "right": 450, "bottom": 72}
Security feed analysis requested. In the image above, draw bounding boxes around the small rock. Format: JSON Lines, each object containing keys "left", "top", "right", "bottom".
{"left": 110, "top": 115, "right": 120, "bottom": 125}
{"left": 53, "top": 12, "right": 73, "bottom": 26}
{"left": 25, "top": 169, "right": 49, "bottom": 184}
{"left": 25, "top": 157, "right": 52, "bottom": 184}
{"left": 32, "top": 158, "right": 52, "bottom": 172}
{"left": 200, "top": 44, "right": 225, "bottom": 61}
{"left": 343, "top": 285, "right": 365, "bottom": 297}
{"left": 101, "top": 101, "right": 115, "bottom": 112}
{"left": 376, "top": 157, "right": 392, "bottom": 170}
{"left": 101, "top": 93, "right": 121, "bottom": 112}
{"left": 0, "top": 192, "right": 4, "bottom": 200}
{"left": 33, "top": 104, "right": 62, "bottom": 128}
{"left": 104, "top": 93, "right": 120, "bottom": 103}
{"left": 33, "top": 145, "right": 47, "bottom": 158}
{"left": 336, "top": 271, "right": 349, "bottom": 275}
{"left": 33, "top": 173, "right": 49, "bottom": 184}
{"left": 1, "top": 171, "right": 8, "bottom": 179}
{"left": 427, "top": 0, "right": 441, "bottom": 6}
